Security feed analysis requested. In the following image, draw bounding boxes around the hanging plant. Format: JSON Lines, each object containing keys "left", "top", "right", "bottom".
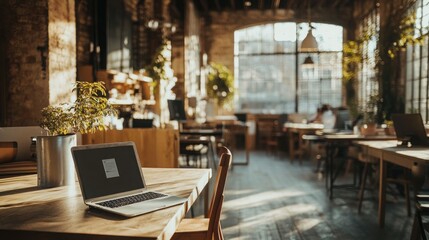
{"left": 387, "top": 11, "right": 423, "bottom": 59}
{"left": 145, "top": 41, "right": 172, "bottom": 85}
{"left": 377, "top": 2, "right": 421, "bottom": 121}
{"left": 207, "top": 62, "right": 234, "bottom": 107}
{"left": 342, "top": 32, "right": 372, "bottom": 119}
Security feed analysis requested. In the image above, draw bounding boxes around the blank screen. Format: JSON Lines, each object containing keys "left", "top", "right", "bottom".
{"left": 73, "top": 145, "right": 145, "bottom": 200}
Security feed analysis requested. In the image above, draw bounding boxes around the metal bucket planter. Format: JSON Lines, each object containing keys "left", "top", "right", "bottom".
{"left": 36, "top": 134, "right": 77, "bottom": 188}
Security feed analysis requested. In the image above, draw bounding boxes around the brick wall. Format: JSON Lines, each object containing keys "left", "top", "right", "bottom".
{"left": 48, "top": 0, "right": 76, "bottom": 105}
{"left": 0, "top": 0, "right": 76, "bottom": 126}
{"left": 207, "top": 9, "right": 353, "bottom": 75}
{"left": 0, "top": 0, "right": 49, "bottom": 126}
{"left": 76, "top": 0, "right": 92, "bottom": 67}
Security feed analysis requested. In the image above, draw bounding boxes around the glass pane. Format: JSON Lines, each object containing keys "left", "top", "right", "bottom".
{"left": 235, "top": 23, "right": 342, "bottom": 114}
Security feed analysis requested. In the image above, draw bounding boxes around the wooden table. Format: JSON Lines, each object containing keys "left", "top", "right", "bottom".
{"left": 0, "top": 168, "right": 211, "bottom": 240}
{"left": 283, "top": 123, "right": 324, "bottom": 163}
{"left": 303, "top": 133, "right": 396, "bottom": 199}
{"left": 179, "top": 135, "right": 217, "bottom": 169}
{"left": 355, "top": 140, "right": 429, "bottom": 227}
{"left": 181, "top": 126, "right": 250, "bottom": 166}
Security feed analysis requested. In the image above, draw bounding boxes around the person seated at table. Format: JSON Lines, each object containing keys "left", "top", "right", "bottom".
{"left": 309, "top": 107, "right": 323, "bottom": 123}
{"left": 321, "top": 104, "right": 336, "bottom": 129}
{"left": 309, "top": 104, "right": 334, "bottom": 126}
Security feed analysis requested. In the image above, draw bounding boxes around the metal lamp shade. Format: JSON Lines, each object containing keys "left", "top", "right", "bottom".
{"left": 300, "top": 29, "right": 318, "bottom": 52}
{"left": 303, "top": 56, "right": 315, "bottom": 65}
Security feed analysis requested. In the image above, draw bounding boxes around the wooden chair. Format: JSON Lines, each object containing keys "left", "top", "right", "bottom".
{"left": 172, "top": 147, "right": 232, "bottom": 240}
{"left": 357, "top": 154, "right": 411, "bottom": 215}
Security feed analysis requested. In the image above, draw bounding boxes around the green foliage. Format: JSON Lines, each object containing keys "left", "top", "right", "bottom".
{"left": 145, "top": 41, "right": 169, "bottom": 82}
{"left": 378, "top": 2, "right": 420, "bottom": 121}
{"left": 387, "top": 12, "right": 423, "bottom": 59}
{"left": 362, "top": 93, "right": 380, "bottom": 124}
{"left": 40, "top": 81, "right": 118, "bottom": 136}
{"left": 207, "top": 63, "right": 234, "bottom": 107}
{"left": 342, "top": 33, "right": 373, "bottom": 119}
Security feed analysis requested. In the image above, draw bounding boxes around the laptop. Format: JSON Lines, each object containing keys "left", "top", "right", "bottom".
{"left": 392, "top": 113, "right": 429, "bottom": 146}
{"left": 71, "top": 142, "right": 186, "bottom": 217}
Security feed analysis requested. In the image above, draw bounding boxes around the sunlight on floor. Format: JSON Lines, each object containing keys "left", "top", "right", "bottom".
{"left": 223, "top": 189, "right": 305, "bottom": 210}
{"left": 223, "top": 203, "right": 319, "bottom": 234}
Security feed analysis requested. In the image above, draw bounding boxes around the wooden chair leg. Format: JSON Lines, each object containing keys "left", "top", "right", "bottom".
{"left": 417, "top": 210, "right": 427, "bottom": 240}
{"left": 215, "top": 224, "right": 224, "bottom": 240}
{"left": 405, "top": 182, "right": 411, "bottom": 217}
{"left": 358, "top": 162, "right": 370, "bottom": 213}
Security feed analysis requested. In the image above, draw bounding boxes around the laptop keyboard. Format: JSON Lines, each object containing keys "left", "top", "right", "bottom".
{"left": 97, "top": 192, "right": 167, "bottom": 208}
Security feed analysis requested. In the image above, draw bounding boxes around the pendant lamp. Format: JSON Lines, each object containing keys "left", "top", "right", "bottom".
{"left": 299, "top": 1, "right": 318, "bottom": 52}
{"left": 303, "top": 56, "right": 314, "bottom": 65}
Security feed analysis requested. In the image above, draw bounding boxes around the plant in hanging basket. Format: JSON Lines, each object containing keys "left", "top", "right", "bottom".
{"left": 207, "top": 62, "right": 234, "bottom": 107}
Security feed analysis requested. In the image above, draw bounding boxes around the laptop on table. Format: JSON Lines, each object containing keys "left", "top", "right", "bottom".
{"left": 392, "top": 113, "right": 429, "bottom": 146}
{"left": 71, "top": 142, "right": 186, "bottom": 217}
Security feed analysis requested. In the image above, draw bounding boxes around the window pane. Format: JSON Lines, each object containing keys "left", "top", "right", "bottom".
{"left": 235, "top": 23, "right": 343, "bottom": 114}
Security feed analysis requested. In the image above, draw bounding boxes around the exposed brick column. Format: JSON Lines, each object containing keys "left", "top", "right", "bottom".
{"left": 0, "top": 0, "right": 76, "bottom": 126}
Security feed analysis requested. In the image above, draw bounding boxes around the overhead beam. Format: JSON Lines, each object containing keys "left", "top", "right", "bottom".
{"left": 332, "top": 0, "right": 343, "bottom": 8}
{"left": 198, "top": 0, "right": 209, "bottom": 12}
{"left": 258, "top": 0, "right": 264, "bottom": 10}
{"left": 286, "top": 0, "right": 294, "bottom": 9}
{"left": 230, "top": 0, "right": 236, "bottom": 10}
{"left": 214, "top": 0, "right": 221, "bottom": 11}
{"left": 317, "top": 0, "right": 325, "bottom": 9}
{"left": 272, "top": 0, "right": 281, "bottom": 10}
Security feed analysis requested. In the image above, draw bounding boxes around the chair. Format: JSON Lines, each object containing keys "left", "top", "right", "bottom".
{"left": 172, "top": 147, "right": 232, "bottom": 240}
{"left": 357, "top": 153, "right": 411, "bottom": 215}
{"left": 409, "top": 165, "right": 428, "bottom": 240}
{"left": 179, "top": 136, "right": 211, "bottom": 168}
{"left": 257, "top": 119, "right": 277, "bottom": 151}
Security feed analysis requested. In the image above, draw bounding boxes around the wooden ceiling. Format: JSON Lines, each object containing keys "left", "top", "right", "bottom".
{"left": 171, "top": 0, "right": 356, "bottom": 27}
{"left": 190, "top": 0, "right": 354, "bottom": 12}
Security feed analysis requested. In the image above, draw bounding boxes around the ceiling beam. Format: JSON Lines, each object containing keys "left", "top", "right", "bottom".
{"left": 272, "top": 0, "right": 281, "bottom": 10}
{"left": 286, "top": 0, "right": 294, "bottom": 9}
{"left": 258, "top": 0, "right": 264, "bottom": 10}
{"left": 198, "top": 0, "right": 209, "bottom": 12}
{"left": 332, "top": 0, "right": 343, "bottom": 8}
{"left": 230, "top": 0, "right": 236, "bottom": 10}
{"left": 214, "top": 0, "right": 221, "bottom": 11}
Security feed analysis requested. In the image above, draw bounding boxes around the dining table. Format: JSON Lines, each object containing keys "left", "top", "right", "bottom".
{"left": 355, "top": 140, "right": 429, "bottom": 227}
{"left": 283, "top": 123, "right": 324, "bottom": 163}
{"left": 0, "top": 167, "right": 211, "bottom": 240}
{"left": 303, "top": 132, "right": 396, "bottom": 199}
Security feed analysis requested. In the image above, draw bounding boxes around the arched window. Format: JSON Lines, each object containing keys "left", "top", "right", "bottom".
{"left": 234, "top": 22, "right": 343, "bottom": 114}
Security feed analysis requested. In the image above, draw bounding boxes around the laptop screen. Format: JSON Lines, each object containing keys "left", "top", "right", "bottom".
{"left": 72, "top": 143, "right": 145, "bottom": 200}
{"left": 392, "top": 113, "right": 429, "bottom": 146}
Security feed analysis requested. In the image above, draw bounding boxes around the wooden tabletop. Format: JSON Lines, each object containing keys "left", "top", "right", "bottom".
{"left": 354, "top": 140, "right": 429, "bottom": 227}
{"left": 0, "top": 168, "right": 211, "bottom": 240}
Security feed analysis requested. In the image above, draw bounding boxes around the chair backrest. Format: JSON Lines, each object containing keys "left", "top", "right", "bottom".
{"left": 207, "top": 147, "right": 231, "bottom": 239}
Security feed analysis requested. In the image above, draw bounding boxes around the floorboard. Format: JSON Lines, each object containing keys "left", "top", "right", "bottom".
{"left": 188, "top": 150, "right": 414, "bottom": 240}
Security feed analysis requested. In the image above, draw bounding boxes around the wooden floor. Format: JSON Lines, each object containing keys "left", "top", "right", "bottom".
{"left": 190, "top": 150, "right": 414, "bottom": 240}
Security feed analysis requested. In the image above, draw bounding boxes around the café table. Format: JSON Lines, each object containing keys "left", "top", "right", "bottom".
{"left": 355, "top": 140, "right": 429, "bottom": 227}
{"left": 179, "top": 135, "right": 217, "bottom": 169}
{"left": 181, "top": 125, "right": 250, "bottom": 166}
{"left": 0, "top": 168, "right": 211, "bottom": 240}
{"left": 283, "top": 123, "right": 324, "bottom": 163}
{"left": 303, "top": 132, "right": 396, "bottom": 199}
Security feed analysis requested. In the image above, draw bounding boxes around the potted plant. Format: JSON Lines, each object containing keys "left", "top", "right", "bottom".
{"left": 360, "top": 93, "right": 379, "bottom": 136}
{"left": 383, "top": 120, "right": 395, "bottom": 136}
{"left": 207, "top": 62, "right": 234, "bottom": 111}
{"left": 37, "top": 81, "right": 117, "bottom": 188}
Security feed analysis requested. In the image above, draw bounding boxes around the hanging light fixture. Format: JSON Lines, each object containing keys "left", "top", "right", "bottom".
{"left": 303, "top": 56, "right": 314, "bottom": 65}
{"left": 299, "top": 0, "right": 318, "bottom": 52}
